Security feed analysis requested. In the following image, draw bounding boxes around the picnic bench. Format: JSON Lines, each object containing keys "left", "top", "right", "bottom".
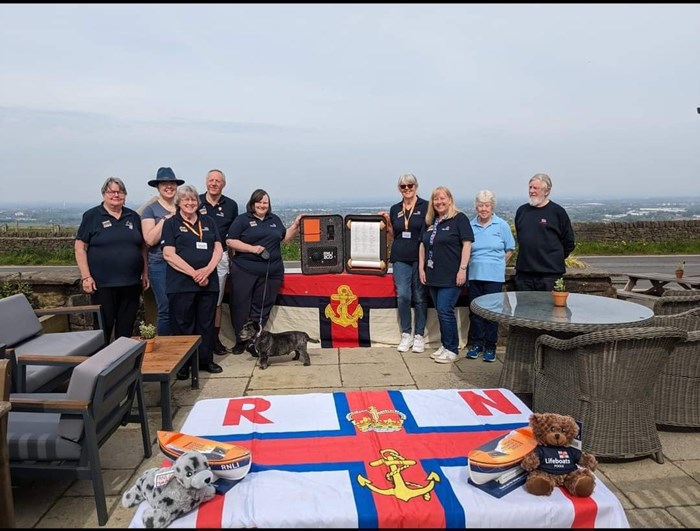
{"left": 616, "top": 272, "right": 700, "bottom": 302}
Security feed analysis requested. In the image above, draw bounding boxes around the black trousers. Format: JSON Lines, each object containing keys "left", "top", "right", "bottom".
{"left": 91, "top": 284, "right": 141, "bottom": 344}
{"left": 514, "top": 272, "right": 558, "bottom": 292}
{"left": 168, "top": 291, "right": 218, "bottom": 365}
{"left": 229, "top": 262, "right": 283, "bottom": 342}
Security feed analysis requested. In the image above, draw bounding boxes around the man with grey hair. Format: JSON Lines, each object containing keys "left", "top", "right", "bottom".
{"left": 513, "top": 173, "right": 575, "bottom": 291}
{"left": 198, "top": 169, "right": 238, "bottom": 355}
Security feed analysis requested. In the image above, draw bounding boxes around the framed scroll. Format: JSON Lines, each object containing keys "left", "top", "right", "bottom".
{"left": 299, "top": 215, "right": 345, "bottom": 275}
{"left": 344, "top": 214, "right": 388, "bottom": 276}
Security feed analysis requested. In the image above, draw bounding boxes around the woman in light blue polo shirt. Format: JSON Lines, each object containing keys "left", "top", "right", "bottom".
{"left": 466, "top": 190, "right": 515, "bottom": 362}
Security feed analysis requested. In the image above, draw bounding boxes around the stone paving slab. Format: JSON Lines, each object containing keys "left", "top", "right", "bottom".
{"left": 340, "top": 361, "right": 414, "bottom": 388}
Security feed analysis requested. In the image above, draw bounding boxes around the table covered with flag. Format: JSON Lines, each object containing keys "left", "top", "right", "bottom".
{"left": 128, "top": 388, "right": 629, "bottom": 528}
{"left": 267, "top": 272, "right": 471, "bottom": 348}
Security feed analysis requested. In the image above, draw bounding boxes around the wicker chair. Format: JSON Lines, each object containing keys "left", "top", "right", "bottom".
{"left": 653, "top": 292, "right": 700, "bottom": 316}
{"left": 533, "top": 326, "right": 687, "bottom": 463}
{"left": 651, "top": 308, "right": 700, "bottom": 428}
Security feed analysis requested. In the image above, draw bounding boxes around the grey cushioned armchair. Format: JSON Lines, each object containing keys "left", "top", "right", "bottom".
{"left": 0, "top": 293, "right": 105, "bottom": 393}
{"left": 7, "top": 336, "right": 151, "bottom": 526}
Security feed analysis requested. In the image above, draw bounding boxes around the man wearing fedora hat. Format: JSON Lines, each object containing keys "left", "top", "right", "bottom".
{"left": 141, "top": 167, "right": 186, "bottom": 336}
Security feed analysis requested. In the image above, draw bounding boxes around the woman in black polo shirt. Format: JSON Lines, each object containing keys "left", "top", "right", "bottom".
{"left": 75, "top": 177, "right": 148, "bottom": 344}
{"left": 226, "top": 188, "right": 302, "bottom": 354}
{"left": 162, "top": 185, "right": 223, "bottom": 379}
{"left": 419, "top": 186, "right": 474, "bottom": 364}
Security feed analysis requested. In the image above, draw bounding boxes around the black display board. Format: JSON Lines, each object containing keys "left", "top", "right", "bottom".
{"left": 299, "top": 215, "right": 345, "bottom": 275}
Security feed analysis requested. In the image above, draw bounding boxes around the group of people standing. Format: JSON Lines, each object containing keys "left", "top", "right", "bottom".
{"left": 384, "top": 172, "right": 574, "bottom": 364}
{"left": 75, "top": 167, "right": 300, "bottom": 380}
{"left": 75, "top": 167, "right": 574, "bottom": 376}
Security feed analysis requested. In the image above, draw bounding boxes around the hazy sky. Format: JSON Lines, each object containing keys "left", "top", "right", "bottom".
{"left": 1, "top": 4, "right": 699, "bottom": 207}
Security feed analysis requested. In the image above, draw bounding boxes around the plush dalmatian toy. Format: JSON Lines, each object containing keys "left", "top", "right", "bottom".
{"left": 122, "top": 451, "right": 216, "bottom": 528}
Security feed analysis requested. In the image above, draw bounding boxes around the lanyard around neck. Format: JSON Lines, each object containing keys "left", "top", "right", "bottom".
{"left": 182, "top": 219, "right": 203, "bottom": 241}
{"left": 402, "top": 200, "right": 416, "bottom": 231}
{"left": 427, "top": 216, "right": 442, "bottom": 262}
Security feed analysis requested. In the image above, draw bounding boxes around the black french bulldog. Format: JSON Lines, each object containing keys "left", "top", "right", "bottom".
{"left": 239, "top": 320, "right": 319, "bottom": 370}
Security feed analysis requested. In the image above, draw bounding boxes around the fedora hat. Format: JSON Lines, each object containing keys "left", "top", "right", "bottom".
{"left": 148, "top": 167, "right": 185, "bottom": 187}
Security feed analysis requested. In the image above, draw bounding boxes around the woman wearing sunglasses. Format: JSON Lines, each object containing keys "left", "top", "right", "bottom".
{"left": 380, "top": 173, "right": 429, "bottom": 354}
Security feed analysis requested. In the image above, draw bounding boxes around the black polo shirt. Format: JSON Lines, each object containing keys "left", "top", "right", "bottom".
{"left": 421, "top": 212, "right": 474, "bottom": 287}
{"left": 76, "top": 204, "right": 144, "bottom": 287}
{"left": 388, "top": 196, "right": 429, "bottom": 263}
{"left": 198, "top": 193, "right": 239, "bottom": 245}
{"left": 227, "top": 212, "right": 286, "bottom": 278}
{"left": 162, "top": 211, "right": 221, "bottom": 294}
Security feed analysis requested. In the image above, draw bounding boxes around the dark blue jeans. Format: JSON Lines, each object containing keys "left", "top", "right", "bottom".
{"left": 467, "top": 280, "right": 503, "bottom": 351}
{"left": 393, "top": 261, "right": 427, "bottom": 336}
{"left": 428, "top": 286, "right": 462, "bottom": 354}
{"left": 148, "top": 259, "right": 171, "bottom": 336}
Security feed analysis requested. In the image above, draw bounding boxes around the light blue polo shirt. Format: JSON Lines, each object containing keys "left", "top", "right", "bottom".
{"left": 468, "top": 213, "right": 515, "bottom": 282}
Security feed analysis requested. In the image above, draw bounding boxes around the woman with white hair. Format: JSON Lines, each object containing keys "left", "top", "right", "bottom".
{"left": 162, "top": 184, "right": 224, "bottom": 379}
{"left": 465, "top": 190, "right": 515, "bottom": 362}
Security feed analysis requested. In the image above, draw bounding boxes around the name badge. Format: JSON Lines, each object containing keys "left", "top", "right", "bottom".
{"left": 402, "top": 231, "right": 411, "bottom": 239}
{"left": 196, "top": 242, "right": 208, "bottom": 250}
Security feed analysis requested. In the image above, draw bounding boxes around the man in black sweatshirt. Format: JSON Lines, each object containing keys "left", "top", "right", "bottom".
{"left": 514, "top": 173, "right": 575, "bottom": 291}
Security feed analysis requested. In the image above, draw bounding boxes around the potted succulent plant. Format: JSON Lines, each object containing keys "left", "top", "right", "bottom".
{"left": 552, "top": 277, "right": 569, "bottom": 307}
{"left": 138, "top": 320, "right": 157, "bottom": 353}
{"left": 675, "top": 261, "right": 685, "bottom": 279}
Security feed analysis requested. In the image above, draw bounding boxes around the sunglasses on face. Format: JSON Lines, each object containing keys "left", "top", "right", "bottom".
{"left": 399, "top": 184, "right": 415, "bottom": 190}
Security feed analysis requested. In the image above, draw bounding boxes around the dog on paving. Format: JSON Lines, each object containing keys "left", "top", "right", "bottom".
{"left": 239, "top": 320, "right": 319, "bottom": 370}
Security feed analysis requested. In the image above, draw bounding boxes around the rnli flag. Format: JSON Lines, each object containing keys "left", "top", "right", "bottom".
{"left": 128, "top": 389, "right": 629, "bottom": 528}
{"left": 274, "top": 272, "right": 397, "bottom": 347}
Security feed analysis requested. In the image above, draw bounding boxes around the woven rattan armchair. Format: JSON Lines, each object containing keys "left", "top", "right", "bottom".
{"left": 653, "top": 292, "right": 700, "bottom": 316}
{"left": 533, "top": 326, "right": 687, "bottom": 463}
{"left": 651, "top": 308, "right": 700, "bottom": 427}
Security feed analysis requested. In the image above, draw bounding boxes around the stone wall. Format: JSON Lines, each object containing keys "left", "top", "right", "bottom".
{"left": 572, "top": 220, "right": 700, "bottom": 243}
{"left": 1, "top": 220, "right": 700, "bottom": 255}
{"left": 0, "top": 237, "right": 74, "bottom": 254}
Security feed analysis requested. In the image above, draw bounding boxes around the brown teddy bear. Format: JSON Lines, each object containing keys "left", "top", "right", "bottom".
{"left": 520, "top": 412, "right": 598, "bottom": 497}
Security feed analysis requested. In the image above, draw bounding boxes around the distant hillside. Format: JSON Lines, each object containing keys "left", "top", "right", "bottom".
{"left": 1, "top": 197, "right": 700, "bottom": 229}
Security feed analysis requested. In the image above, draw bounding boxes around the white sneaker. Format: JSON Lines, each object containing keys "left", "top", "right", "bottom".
{"left": 430, "top": 346, "right": 446, "bottom": 360}
{"left": 397, "top": 333, "right": 413, "bottom": 352}
{"left": 412, "top": 335, "right": 425, "bottom": 353}
{"left": 434, "top": 349, "right": 458, "bottom": 364}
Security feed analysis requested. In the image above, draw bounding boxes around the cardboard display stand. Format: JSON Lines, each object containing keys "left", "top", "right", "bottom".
{"left": 299, "top": 214, "right": 388, "bottom": 275}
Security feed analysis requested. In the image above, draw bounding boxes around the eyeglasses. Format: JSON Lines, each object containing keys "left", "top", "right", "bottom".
{"left": 399, "top": 184, "right": 415, "bottom": 190}
{"left": 104, "top": 190, "right": 125, "bottom": 196}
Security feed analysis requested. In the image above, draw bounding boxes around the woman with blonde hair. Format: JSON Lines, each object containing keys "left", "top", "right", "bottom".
{"left": 141, "top": 167, "right": 184, "bottom": 336}
{"left": 419, "top": 186, "right": 474, "bottom": 364}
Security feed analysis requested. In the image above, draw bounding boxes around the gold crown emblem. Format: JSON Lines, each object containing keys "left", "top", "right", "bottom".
{"left": 346, "top": 405, "right": 406, "bottom": 432}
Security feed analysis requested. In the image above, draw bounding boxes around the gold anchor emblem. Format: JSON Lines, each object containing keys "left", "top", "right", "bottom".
{"left": 357, "top": 448, "right": 440, "bottom": 502}
{"left": 325, "top": 284, "right": 363, "bottom": 327}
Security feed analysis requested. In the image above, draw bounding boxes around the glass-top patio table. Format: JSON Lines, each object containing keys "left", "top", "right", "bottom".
{"left": 470, "top": 291, "right": 654, "bottom": 394}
